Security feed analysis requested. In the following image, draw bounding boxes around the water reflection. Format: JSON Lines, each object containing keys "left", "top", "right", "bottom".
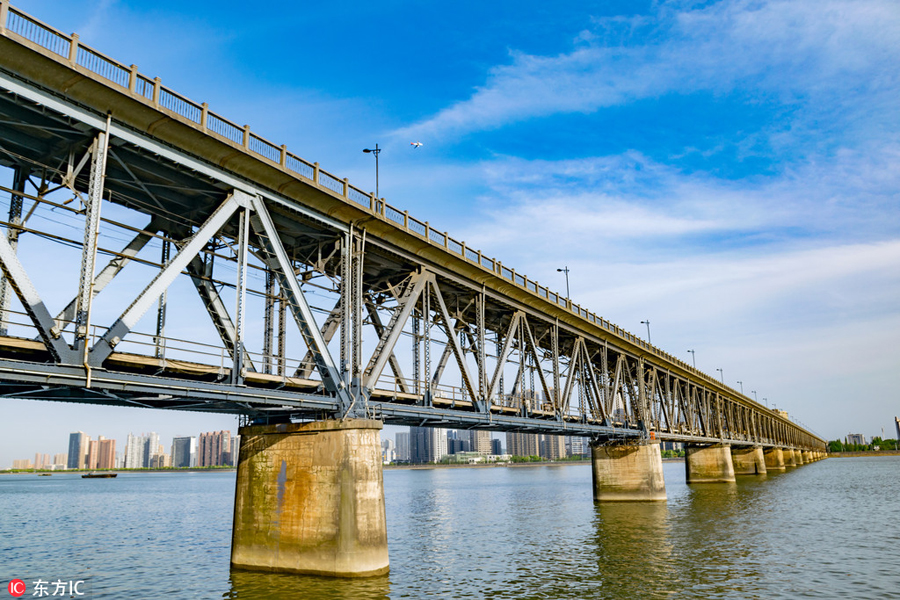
{"left": 226, "top": 569, "right": 390, "bottom": 599}
{"left": 592, "top": 502, "right": 679, "bottom": 598}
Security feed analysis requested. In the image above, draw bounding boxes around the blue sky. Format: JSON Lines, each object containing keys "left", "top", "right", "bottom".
{"left": 2, "top": 0, "right": 899, "bottom": 464}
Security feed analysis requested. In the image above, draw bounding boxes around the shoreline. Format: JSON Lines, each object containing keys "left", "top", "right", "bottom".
{"left": 0, "top": 467, "right": 237, "bottom": 475}
{"left": 384, "top": 457, "right": 686, "bottom": 470}
{"left": 826, "top": 451, "right": 900, "bottom": 457}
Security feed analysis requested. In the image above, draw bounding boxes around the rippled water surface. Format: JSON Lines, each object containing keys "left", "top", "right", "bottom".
{"left": 2, "top": 457, "right": 898, "bottom": 598}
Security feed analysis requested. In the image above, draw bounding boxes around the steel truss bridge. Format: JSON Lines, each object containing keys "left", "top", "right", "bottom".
{"left": 0, "top": 3, "right": 824, "bottom": 451}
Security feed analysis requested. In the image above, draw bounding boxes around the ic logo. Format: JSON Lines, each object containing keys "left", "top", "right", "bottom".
{"left": 7, "top": 579, "right": 26, "bottom": 597}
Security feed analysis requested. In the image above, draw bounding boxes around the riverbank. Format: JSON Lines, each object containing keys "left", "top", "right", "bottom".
{"left": 827, "top": 450, "right": 900, "bottom": 457}
{"left": 385, "top": 457, "right": 685, "bottom": 470}
{"left": 0, "top": 467, "right": 236, "bottom": 475}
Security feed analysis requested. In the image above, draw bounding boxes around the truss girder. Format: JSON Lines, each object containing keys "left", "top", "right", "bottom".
{"left": 0, "top": 57, "right": 826, "bottom": 449}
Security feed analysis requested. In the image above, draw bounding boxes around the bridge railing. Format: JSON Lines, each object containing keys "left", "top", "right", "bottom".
{"left": 0, "top": 1, "right": 750, "bottom": 407}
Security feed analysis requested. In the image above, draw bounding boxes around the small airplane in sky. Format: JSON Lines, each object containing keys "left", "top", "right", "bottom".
{"left": 410, "top": 141, "right": 423, "bottom": 148}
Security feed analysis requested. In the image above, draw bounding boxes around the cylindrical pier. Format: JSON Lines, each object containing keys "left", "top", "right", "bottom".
{"left": 731, "top": 446, "right": 767, "bottom": 475}
{"left": 590, "top": 441, "right": 667, "bottom": 502}
{"left": 783, "top": 448, "right": 797, "bottom": 467}
{"left": 230, "top": 419, "right": 389, "bottom": 577}
{"left": 764, "top": 447, "right": 786, "bottom": 471}
{"left": 685, "top": 443, "right": 735, "bottom": 483}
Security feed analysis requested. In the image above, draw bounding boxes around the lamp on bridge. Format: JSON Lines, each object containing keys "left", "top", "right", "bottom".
{"left": 716, "top": 368, "right": 724, "bottom": 384}
{"left": 640, "top": 320, "right": 651, "bottom": 344}
{"left": 737, "top": 380, "right": 744, "bottom": 394}
{"left": 556, "top": 266, "right": 570, "bottom": 302}
{"left": 363, "top": 144, "right": 381, "bottom": 198}
{"left": 687, "top": 349, "right": 696, "bottom": 368}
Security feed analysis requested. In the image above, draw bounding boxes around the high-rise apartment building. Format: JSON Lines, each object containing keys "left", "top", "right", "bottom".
{"left": 410, "top": 427, "right": 447, "bottom": 463}
{"left": 506, "top": 432, "right": 539, "bottom": 457}
{"left": 395, "top": 432, "right": 410, "bottom": 462}
{"left": 198, "top": 430, "right": 231, "bottom": 467}
{"left": 382, "top": 439, "right": 395, "bottom": 463}
{"left": 67, "top": 432, "right": 89, "bottom": 469}
{"left": 566, "top": 436, "right": 590, "bottom": 457}
{"left": 97, "top": 437, "right": 116, "bottom": 469}
{"left": 540, "top": 434, "right": 566, "bottom": 460}
{"left": 33, "top": 453, "right": 50, "bottom": 469}
{"left": 124, "top": 433, "right": 144, "bottom": 468}
{"left": 53, "top": 453, "right": 68, "bottom": 467}
{"left": 143, "top": 432, "right": 160, "bottom": 468}
{"left": 472, "top": 430, "right": 492, "bottom": 454}
{"left": 171, "top": 436, "right": 196, "bottom": 468}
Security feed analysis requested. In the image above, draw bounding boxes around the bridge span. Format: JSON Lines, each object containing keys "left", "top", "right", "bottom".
{"left": 0, "top": 2, "right": 825, "bottom": 577}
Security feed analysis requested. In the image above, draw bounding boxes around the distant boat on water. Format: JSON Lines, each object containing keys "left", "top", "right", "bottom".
{"left": 82, "top": 472, "right": 117, "bottom": 479}
{"left": 38, "top": 473, "right": 52, "bottom": 476}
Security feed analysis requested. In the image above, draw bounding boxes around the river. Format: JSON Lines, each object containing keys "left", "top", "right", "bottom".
{"left": 2, "top": 457, "right": 897, "bottom": 598}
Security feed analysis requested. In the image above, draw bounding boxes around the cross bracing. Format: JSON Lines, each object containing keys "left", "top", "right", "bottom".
{"left": 0, "top": 3, "right": 824, "bottom": 450}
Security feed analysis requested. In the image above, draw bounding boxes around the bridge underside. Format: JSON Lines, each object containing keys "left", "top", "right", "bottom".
{"left": 0, "top": 11, "right": 823, "bottom": 453}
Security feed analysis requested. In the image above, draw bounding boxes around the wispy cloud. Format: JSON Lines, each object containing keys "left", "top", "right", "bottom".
{"left": 395, "top": 0, "right": 900, "bottom": 144}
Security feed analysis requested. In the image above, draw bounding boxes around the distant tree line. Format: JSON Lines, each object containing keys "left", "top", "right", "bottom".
{"left": 828, "top": 437, "right": 899, "bottom": 452}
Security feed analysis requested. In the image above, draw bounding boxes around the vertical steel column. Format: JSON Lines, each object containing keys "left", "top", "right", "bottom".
{"left": 340, "top": 232, "right": 351, "bottom": 387}
{"left": 552, "top": 321, "right": 560, "bottom": 412}
{"left": 0, "top": 165, "right": 28, "bottom": 336}
{"left": 460, "top": 329, "right": 468, "bottom": 403}
{"left": 231, "top": 207, "right": 250, "bottom": 385}
{"left": 352, "top": 231, "right": 364, "bottom": 404}
{"left": 423, "top": 282, "right": 431, "bottom": 406}
{"left": 476, "top": 291, "right": 486, "bottom": 408}
{"left": 154, "top": 239, "right": 170, "bottom": 359}
{"left": 263, "top": 269, "right": 275, "bottom": 375}
{"left": 276, "top": 281, "right": 286, "bottom": 377}
{"left": 74, "top": 120, "right": 110, "bottom": 354}
{"left": 636, "top": 358, "right": 647, "bottom": 432}
{"left": 496, "top": 332, "right": 504, "bottom": 399}
{"left": 412, "top": 310, "right": 420, "bottom": 396}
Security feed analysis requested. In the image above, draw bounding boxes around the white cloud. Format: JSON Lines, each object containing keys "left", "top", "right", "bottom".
{"left": 395, "top": 0, "right": 900, "bottom": 142}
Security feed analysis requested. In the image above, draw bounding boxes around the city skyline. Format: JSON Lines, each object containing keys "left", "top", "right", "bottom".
{"left": 5, "top": 426, "right": 236, "bottom": 470}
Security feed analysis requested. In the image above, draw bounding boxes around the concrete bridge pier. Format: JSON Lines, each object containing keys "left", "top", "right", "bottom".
{"left": 764, "top": 447, "right": 786, "bottom": 471}
{"left": 796, "top": 450, "right": 806, "bottom": 465}
{"left": 685, "top": 443, "right": 736, "bottom": 483}
{"left": 730, "top": 446, "right": 767, "bottom": 475}
{"left": 590, "top": 441, "right": 667, "bottom": 502}
{"left": 783, "top": 448, "right": 797, "bottom": 467}
{"left": 230, "top": 419, "right": 389, "bottom": 578}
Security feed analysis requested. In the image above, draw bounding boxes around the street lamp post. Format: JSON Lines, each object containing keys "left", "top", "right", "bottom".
{"left": 716, "top": 368, "right": 724, "bottom": 384}
{"left": 557, "top": 267, "right": 570, "bottom": 303}
{"left": 362, "top": 144, "right": 381, "bottom": 198}
{"left": 687, "top": 349, "right": 696, "bottom": 369}
{"left": 737, "top": 380, "right": 743, "bottom": 395}
{"left": 640, "top": 320, "right": 651, "bottom": 344}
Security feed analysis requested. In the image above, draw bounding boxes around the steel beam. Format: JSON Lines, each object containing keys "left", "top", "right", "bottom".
{"left": 90, "top": 191, "right": 245, "bottom": 366}
{"left": 0, "top": 234, "right": 74, "bottom": 363}
{"left": 248, "top": 194, "right": 350, "bottom": 406}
